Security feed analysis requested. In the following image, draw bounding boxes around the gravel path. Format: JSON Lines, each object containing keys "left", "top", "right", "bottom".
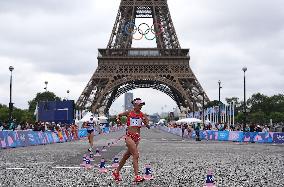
{"left": 0, "top": 128, "right": 283, "bottom": 187}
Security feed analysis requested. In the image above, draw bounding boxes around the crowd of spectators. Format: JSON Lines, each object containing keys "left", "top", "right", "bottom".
{"left": 0, "top": 120, "right": 79, "bottom": 140}
{"left": 166, "top": 121, "right": 284, "bottom": 133}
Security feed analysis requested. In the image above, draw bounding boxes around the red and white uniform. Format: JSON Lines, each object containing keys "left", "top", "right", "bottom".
{"left": 125, "top": 111, "right": 144, "bottom": 142}
{"left": 127, "top": 111, "right": 144, "bottom": 128}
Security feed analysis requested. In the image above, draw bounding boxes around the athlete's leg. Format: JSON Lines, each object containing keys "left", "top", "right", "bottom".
{"left": 116, "top": 149, "right": 131, "bottom": 172}
{"left": 125, "top": 136, "right": 140, "bottom": 176}
{"left": 89, "top": 131, "right": 94, "bottom": 148}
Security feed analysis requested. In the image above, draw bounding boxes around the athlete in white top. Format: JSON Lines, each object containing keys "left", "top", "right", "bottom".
{"left": 83, "top": 115, "right": 96, "bottom": 152}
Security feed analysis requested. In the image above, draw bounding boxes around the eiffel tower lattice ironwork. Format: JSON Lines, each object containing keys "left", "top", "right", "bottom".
{"left": 76, "top": 0, "right": 210, "bottom": 114}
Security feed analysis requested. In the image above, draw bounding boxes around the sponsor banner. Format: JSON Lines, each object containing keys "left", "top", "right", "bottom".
{"left": 273, "top": 133, "right": 284, "bottom": 144}
{"left": 157, "top": 126, "right": 284, "bottom": 144}
{"left": 1, "top": 126, "right": 125, "bottom": 149}
{"left": 103, "top": 127, "right": 110, "bottom": 133}
{"left": 204, "top": 130, "right": 218, "bottom": 141}
{"left": 79, "top": 129, "right": 88, "bottom": 137}
{"left": 254, "top": 132, "right": 273, "bottom": 143}
{"left": 218, "top": 131, "right": 229, "bottom": 141}
{"left": 0, "top": 130, "right": 82, "bottom": 149}
{"left": 228, "top": 131, "right": 243, "bottom": 142}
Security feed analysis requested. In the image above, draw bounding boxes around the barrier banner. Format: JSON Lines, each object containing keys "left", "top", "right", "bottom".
{"left": 1, "top": 126, "right": 125, "bottom": 149}
{"left": 206, "top": 131, "right": 219, "bottom": 141}
{"left": 157, "top": 126, "right": 284, "bottom": 144}
{"left": 0, "top": 130, "right": 58, "bottom": 148}
{"left": 273, "top": 133, "right": 284, "bottom": 143}
{"left": 79, "top": 129, "right": 88, "bottom": 137}
{"left": 103, "top": 127, "right": 110, "bottom": 133}
{"left": 218, "top": 131, "right": 230, "bottom": 141}
{"left": 254, "top": 132, "right": 273, "bottom": 143}
{"left": 228, "top": 131, "right": 243, "bottom": 142}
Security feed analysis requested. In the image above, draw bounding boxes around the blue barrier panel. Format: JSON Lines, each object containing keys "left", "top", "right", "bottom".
{"left": 253, "top": 132, "right": 273, "bottom": 143}
{"left": 157, "top": 126, "right": 284, "bottom": 144}
{"left": 0, "top": 131, "right": 18, "bottom": 148}
{"left": 0, "top": 130, "right": 60, "bottom": 149}
{"left": 103, "top": 127, "right": 110, "bottom": 133}
{"left": 79, "top": 129, "right": 88, "bottom": 138}
{"left": 228, "top": 131, "right": 243, "bottom": 142}
{"left": 273, "top": 133, "right": 284, "bottom": 143}
{"left": 218, "top": 131, "right": 230, "bottom": 141}
{"left": 17, "top": 131, "right": 29, "bottom": 146}
{"left": 0, "top": 127, "right": 124, "bottom": 149}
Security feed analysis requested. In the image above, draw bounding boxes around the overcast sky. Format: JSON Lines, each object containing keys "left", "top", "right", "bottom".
{"left": 0, "top": 0, "right": 283, "bottom": 115}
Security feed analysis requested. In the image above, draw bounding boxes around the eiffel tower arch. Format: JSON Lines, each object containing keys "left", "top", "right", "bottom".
{"left": 76, "top": 0, "right": 210, "bottom": 114}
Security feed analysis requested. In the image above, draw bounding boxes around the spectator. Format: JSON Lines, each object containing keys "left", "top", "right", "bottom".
{"left": 262, "top": 125, "right": 269, "bottom": 132}
{"left": 9, "top": 120, "right": 16, "bottom": 131}
{"left": 181, "top": 123, "right": 187, "bottom": 139}
{"left": 193, "top": 122, "right": 201, "bottom": 141}
{"left": 249, "top": 124, "right": 256, "bottom": 132}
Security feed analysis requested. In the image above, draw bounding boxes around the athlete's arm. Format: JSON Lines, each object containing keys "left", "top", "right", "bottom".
{"left": 142, "top": 114, "right": 150, "bottom": 129}
{"left": 83, "top": 122, "right": 88, "bottom": 128}
{"left": 116, "top": 111, "right": 130, "bottom": 125}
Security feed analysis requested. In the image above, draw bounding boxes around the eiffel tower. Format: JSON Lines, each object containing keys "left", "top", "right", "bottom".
{"left": 76, "top": 0, "right": 209, "bottom": 114}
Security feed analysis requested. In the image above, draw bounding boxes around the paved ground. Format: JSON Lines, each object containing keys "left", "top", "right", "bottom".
{"left": 0, "top": 128, "right": 283, "bottom": 187}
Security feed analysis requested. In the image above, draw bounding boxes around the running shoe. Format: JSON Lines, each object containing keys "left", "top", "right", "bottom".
{"left": 88, "top": 147, "right": 92, "bottom": 152}
{"left": 134, "top": 175, "right": 144, "bottom": 182}
{"left": 112, "top": 170, "right": 121, "bottom": 181}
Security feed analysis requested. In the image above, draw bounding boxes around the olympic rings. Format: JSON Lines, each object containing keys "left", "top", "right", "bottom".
{"left": 123, "top": 21, "right": 163, "bottom": 40}
{"left": 124, "top": 22, "right": 137, "bottom": 35}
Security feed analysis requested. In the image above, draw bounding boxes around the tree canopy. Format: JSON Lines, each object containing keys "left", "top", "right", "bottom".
{"left": 28, "top": 91, "right": 61, "bottom": 113}
{"left": 0, "top": 91, "right": 60, "bottom": 123}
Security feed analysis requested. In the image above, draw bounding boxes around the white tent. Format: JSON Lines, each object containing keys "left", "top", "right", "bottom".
{"left": 205, "top": 119, "right": 211, "bottom": 124}
{"left": 98, "top": 116, "right": 108, "bottom": 120}
{"left": 79, "top": 112, "right": 98, "bottom": 122}
{"left": 156, "top": 119, "right": 166, "bottom": 125}
{"left": 176, "top": 118, "right": 202, "bottom": 124}
{"left": 77, "top": 112, "right": 99, "bottom": 129}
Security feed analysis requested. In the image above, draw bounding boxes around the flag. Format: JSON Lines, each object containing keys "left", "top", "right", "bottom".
{"left": 34, "top": 103, "right": 38, "bottom": 116}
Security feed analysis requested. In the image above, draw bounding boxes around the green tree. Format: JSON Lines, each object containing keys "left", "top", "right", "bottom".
{"left": 249, "top": 111, "right": 266, "bottom": 124}
{"left": 0, "top": 104, "right": 34, "bottom": 123}
{"left": 268, "top": 94, "right": 284, "bottom": 112}
{"left": 235, "top": 112, "right": 244, "bottom": 124}
{"left": 247, "top": 93, "right": 268, "bottom": 113}
{"left": 225, "top": 97, "right": 240, "bottom": 106}
{"left": 0, "top": 106, "right": 9, "bottom": 122}
{"left": 269, "top": 112, "right": 284, "bottom": 123}
{"left": 205, "top": 100, "right": 222, "bottom": 108}
{"left": 28, "top": 91, "right": 61, "bottom": 113}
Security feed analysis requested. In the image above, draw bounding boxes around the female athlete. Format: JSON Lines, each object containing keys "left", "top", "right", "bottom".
{"left": 113, "top": 98, "right": 150, "bottom": 182}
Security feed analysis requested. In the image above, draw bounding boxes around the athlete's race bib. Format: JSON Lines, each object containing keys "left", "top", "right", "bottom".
{"left": 87, "top": 121, "right": 95, "bottom": 130}
{"left": 130, "top": 117, "right": 142, "bottom": 127}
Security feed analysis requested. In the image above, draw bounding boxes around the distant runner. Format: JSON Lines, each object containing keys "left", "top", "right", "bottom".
{"left": 83, "top": 115, "right": 96, "bottom": 152}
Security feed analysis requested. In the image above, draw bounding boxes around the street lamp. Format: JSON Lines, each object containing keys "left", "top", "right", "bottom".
{"left": 67, "top": 90, "right": 70, "bottom": 100}
{"left": 44, "top": 81, "right": 48, "bottom": 92}
{"left": 8, "top": 66, "right": 14, "bottom": 121}
{"left": 242, "top": 67, "right": 247, "bottom": 131}
{"left": 218, "top": 80, "right": 222, "bottom": 124}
